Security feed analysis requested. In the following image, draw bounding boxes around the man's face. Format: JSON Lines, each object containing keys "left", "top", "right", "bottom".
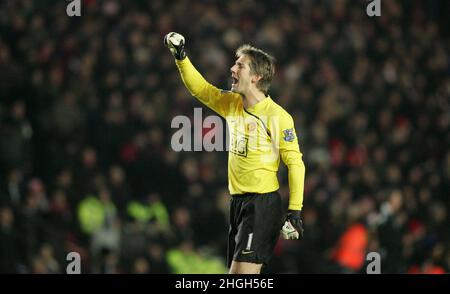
{"left": 230, "top": 55, "right": 258, "bottom": 95}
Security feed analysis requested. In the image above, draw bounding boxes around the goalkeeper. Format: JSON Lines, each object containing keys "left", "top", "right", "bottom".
{"left": 165, "top": 32, "right": 306, "bottom": 274}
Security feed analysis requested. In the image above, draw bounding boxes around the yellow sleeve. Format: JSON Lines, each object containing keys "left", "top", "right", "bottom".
{"left": 272, "top": 112, "right": 306, "bottom": 211}
{"left": 175, "top": 57, "right": 240, "bottom": 117}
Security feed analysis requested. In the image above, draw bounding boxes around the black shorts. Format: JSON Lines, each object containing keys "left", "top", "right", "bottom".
{"left": 227, "top": 191, "right": 284, "bottom": 267}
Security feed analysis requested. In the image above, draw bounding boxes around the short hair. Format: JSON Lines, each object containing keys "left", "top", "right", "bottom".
{"left": 236, "top": 44, "right": 275, "bottom": 94}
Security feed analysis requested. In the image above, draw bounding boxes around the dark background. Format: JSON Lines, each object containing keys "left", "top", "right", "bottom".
{"left": 0, "top": 0, "right": 449, "bottom": 273}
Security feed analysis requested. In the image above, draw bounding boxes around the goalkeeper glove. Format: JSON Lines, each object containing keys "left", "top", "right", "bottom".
{"left": 164, "top": 32, "right": 186, "bottom": 60}
{"left": 281, "top": 210, "right": 304, "bottom": 240}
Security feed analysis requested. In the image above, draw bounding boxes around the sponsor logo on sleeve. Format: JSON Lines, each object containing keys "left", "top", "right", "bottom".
{"left": 283, "top": 128, "right": 295, "bottom": 142}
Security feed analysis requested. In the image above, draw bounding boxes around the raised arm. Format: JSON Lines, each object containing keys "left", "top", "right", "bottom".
{"left": 165, "top": 32, "right": 240, "bottom": 117}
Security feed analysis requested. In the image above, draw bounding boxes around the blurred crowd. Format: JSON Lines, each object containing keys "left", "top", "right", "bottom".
{"left": 0, "top": 0, "right": 449, "bottom": 273}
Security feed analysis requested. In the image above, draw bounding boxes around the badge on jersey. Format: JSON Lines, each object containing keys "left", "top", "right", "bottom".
{"left": 283, "top": 128, "right": 295, "bottom": 142}
{"left": 246, "top": 122, "right": 256, "bottom": 132}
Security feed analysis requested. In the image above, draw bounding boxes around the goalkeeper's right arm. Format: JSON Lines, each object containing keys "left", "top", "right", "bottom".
{"left": 164, "top": 32, "right": 239, "bottom": 118}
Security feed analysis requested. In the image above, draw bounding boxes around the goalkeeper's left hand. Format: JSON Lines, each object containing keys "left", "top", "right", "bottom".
{"left": 281, "top": 210, "right": 304, "bottom": 240}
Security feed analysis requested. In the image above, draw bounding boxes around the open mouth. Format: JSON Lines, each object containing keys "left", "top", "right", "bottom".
{"left": 231, "top": 76, "right": 238, "bottom": 86}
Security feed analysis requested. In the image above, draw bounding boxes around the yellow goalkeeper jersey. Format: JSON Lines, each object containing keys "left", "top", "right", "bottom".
{"left": 176, "top": 57, "right": 305, "bottom": 210}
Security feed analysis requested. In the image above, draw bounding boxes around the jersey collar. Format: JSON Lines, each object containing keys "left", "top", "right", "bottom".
{"left": 246, "top": 95, "right": 272, "bottom": 113}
